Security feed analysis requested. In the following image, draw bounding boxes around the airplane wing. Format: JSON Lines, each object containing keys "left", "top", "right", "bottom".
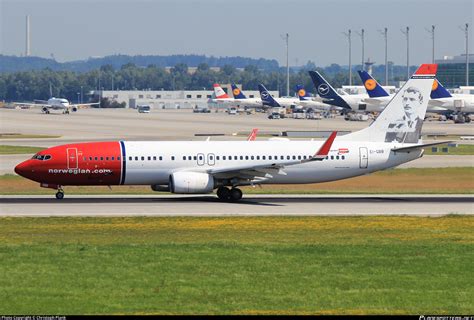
{"left": 391, "top": 141, "right": 452, "bottom": 153}
{"left": 69, "top": 102, "right": 100, "bottom": 107}
{"left": 205, "top": 131, "right": 337, "bottom": 183}
{"left": 14, "top": 102, "right": 52, "bottom": 108}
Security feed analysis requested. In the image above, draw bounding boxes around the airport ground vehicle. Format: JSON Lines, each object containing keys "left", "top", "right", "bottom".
{"left": 193, "top": 106, "right": 211, "bottom": 113}
{"left": 15, "top": 64, "right": 447, "bottom": 202}
{"left": 137, "top": 105, "right": 151, "bottom": 113}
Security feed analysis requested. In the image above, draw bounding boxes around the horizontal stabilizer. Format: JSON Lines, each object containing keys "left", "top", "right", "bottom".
{"left": 391, "top": 141, "right": 452, "bottom": 153}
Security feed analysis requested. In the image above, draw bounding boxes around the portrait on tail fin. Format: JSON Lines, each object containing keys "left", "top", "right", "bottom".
{"left": 385, "top": 86, "right": 424, "bottom": 143}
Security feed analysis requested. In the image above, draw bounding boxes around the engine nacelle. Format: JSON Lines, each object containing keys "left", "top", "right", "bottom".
{"left": 72, "top": 107, "right": 78, "bottom": 112}
{"left": 169, "top": 172, "right": 214, "bottom": 194}
{"left": 151, "top": 184, "right": 170, "bottom": 192}
{"left": 42, "top": 107, "right": 49, "bottom": 113}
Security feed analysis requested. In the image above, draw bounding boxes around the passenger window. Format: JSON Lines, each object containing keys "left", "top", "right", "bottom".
{"left": 135, "top": 156, "right": 138, "bottom": 161}
{"left": 298, "top": 155, "right": 301, "bottom": 160}
{"left": 83, "top": 157, "right": 87, "bottom": 161}
{"left": 199, "top": 155, "right": 203, "bottom": 160}
{"left": 216, "top": 156, "right": 220, "bottom": 160}
{"left": 292, "top": 155, "right": 296, "bottom": 160}
{"left": 331, "top": 156, "right": 334, "bottom": 160}
{"left": 281, "top": 156, "right": 284, "bottom": 160}
{"left": 153, "top": 156, "right": 157, "bottom": 161}
{"left": 269, "top": 156, "right": 272, "bottom": 160}
{"left": 106, "top": 157, "right": 109, "bottom": 161}
{"left": 141, "top": 156, "right": 145, "bottom": 161}
{"left": 262, "top": 156, "right": 265, "bottom": 160}
{"left": 117, "top": 157, "right": 120, "bottom": 161}
{"left": 188, "top": 156, "right": 192, "bottom": 160}
{"left": 129, "top": 157, "right": 132, "bottom": 161}
{"left": 95, "top": 157, "right": 98, "bottom": 161}
{"left": 250, "top": 156, "right": 254, "bottom": 160}
{"left": 89, "top": 157, "right": 93, "bottom": 161}
{"left": 245, "top": 156, "right": 249, "bottom": 160}
{"left": 111, "top": 157, "right": 114, "bottom": 161}
{"left": 287, "top": 156, "right": 290, "bottom": 160}
{"left": 303, "top": 155, "right": 307, "bottom": 159}
{"left": 148, "top": 156, "right": 151, "bottom": 161}
{"left": 257, "top": 156, "right": 260, "bottom": 160}
{"left": 159, "top": 156, "right": 163, "bottom": 161}
{"left": 193, "top": 156, "right": 197, "bottom": 160}
{"left": 325, "top": 156, "right": 328, "bottom": 160}
{"left": 223, "top": 156, "right": 226, "bottom": 160}
{"left": 336, "top": 156, "right": 340, "bottom": 160}
{"left": 240, "top": 156, "right": 243, "bottom": 160}
{"left": 234, "top": 156, "right": 237, "bottom": 160}
{"left": 100, "top": 157, "right": 103, "bottom": 161}
{"left": 182, "top": 156, "right": 186, "bottom": 160}
{"left": 171, "top": 156, "right": 175, "bottom": 161}
{"left": 342, "top": 155, "right": 345, "bottom": 160}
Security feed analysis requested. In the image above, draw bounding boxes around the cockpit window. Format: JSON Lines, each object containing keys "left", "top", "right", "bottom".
{"left": 32, "top": 154, "right": 52, "bottom": 161}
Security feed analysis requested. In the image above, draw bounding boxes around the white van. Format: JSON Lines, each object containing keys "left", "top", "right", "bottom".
{"left": 138, "top": 105, "right": 151, "bottom": 113}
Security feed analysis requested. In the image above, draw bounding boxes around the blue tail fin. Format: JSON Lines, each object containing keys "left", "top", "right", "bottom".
{"left": 357, "top": 70, "right": 390, "bottom": 98}
{"left": 430, "top": 79, "right": 452, "bottom": 99}
{"left": 295, "top": 84, "right": 312, "bottom": 101}
{"left": 258, "top": 84, "right": 281, "bottom": 108}
{"left": 231, "top": 83, "right": 247, "bottom": 99}
{"left": 308, "top": 71, "right": 351, "bottom": 109}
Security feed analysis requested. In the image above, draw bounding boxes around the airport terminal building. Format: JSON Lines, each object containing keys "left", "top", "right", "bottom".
{"left": 436, "top": 54, "right": 473, "bottom": 88}
{"left": 94, "top": 85, "right": 277, "bottom": 109}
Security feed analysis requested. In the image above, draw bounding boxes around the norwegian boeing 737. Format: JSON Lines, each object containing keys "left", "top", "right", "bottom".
{"left": 15, "top": 64, "right": 445, "bottom": 201}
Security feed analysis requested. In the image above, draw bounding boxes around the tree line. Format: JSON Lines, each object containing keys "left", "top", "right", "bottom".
{"left": 0, "top": 61, "right": 412, "bottom": 103}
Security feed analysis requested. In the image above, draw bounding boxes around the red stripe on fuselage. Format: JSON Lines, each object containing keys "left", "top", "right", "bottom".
{"left": 17, "top": 142, "right": 122, "bottom": 186}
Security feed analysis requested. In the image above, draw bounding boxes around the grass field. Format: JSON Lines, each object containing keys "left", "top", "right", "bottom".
{"left": 0, "top": 145, "right": 46, "bottom": 154}
{"left": 0, "top": 216, "right": 472, "bottom": 315}
{"left": 0, "top": 133, "right": 61, "bottom": 139}
{"left": 1, "top": 167, "right": 473, "bottom": 195}
{"left": 424, "top": 144, "right": 474, "bottom": 155}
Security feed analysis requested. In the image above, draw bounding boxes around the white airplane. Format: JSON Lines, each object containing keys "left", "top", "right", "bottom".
{"left": 15, "top": 64, "right": 446, "bottom": 201}
{"left": 14, "top": 97, "right": 99, "bottom": 114}
{"left": 428, "top": 80, "right": 474, "bottom": 115}
{"left": 257, "top": 84, "right": 301, "bottom": 108}
{"left": 211, "top": 84, "right": 262, "bottom": 108}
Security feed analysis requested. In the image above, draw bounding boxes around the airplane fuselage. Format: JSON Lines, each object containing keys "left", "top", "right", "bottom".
{"left": 15, "top": 140, "right": 421, "bottom": 189}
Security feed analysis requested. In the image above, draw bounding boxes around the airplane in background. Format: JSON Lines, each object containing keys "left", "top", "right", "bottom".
{"left": 308, "top": 71, "right": 368, "bottom": 113}
{"left": 247, "top": 128, "right": 259, "bottom": 141}
{"left": 257, "top": 84, "right": 302, "bottom": 108}
{"left": 428, "top": 80, "right": 474, "bottom": 120}
{"left": 211, "top": 83, "right": 262, "bottom": 108}
{"left": 14, "top": 97, "right": 99, "bottom": 114}
{"left": 15, "top": 64, "right": 448, "bottom": 202}
{"left": 294, "top": 84, "right": 337, "bottom": 111}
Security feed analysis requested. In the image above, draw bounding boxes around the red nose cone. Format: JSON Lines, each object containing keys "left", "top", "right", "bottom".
{"left": 14, "top": 160, "right": 31, "bottom": 178}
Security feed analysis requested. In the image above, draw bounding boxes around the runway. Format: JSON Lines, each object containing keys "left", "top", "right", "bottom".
{"left": 1, "top": 194, "right": 472, "bottom": 217}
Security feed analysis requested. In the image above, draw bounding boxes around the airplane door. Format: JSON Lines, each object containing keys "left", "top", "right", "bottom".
{"left": 197, "top": 153, "right": 205, "bottom": 166}
{"left": 67, "top": 148, "right": 78, "bottom": 169}
{"left": 359, "top": 147, "right": 368, "bottom": 169}
{"left": 207, "top": 153, "right": 215, "bottom": 166}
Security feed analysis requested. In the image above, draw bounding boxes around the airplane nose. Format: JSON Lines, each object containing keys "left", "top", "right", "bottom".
{"left": 14, "top": 160, "right": 31, "bottom": 178}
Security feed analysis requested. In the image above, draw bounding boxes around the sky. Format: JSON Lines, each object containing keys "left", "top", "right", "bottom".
{"left": 0, "top": 0, "right": 472, "bottom": 67}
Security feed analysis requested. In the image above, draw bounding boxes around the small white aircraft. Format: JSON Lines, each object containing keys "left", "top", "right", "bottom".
{"left": 14, "top": 97, "right": 99, "bottom": 114}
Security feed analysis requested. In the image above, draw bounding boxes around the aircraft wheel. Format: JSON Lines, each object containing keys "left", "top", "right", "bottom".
{"left": 55, "top": 191, "right": 64, "bottom": 200}
{"left": 216, "top": 187, "right": 230, "bottom": 200}
{"left": 229, "top": 188, "right": 243, "bottom": 202}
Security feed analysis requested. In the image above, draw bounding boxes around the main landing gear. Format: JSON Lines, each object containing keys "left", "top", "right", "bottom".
{"left": 55, "top": 187, "right": 65, "bottom": 200}
{"left": 216, "top": 186, "right": 243, "bottom": 202}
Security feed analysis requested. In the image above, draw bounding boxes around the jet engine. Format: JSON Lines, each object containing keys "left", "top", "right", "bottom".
{"left": 72, "top": 107, "right": 78, "bottom": 112}
{"left": 42, "top": 107, "right": 49, "bottom": 113}
{"left": 169, "top": 172, "right": 214, "bottom": 194}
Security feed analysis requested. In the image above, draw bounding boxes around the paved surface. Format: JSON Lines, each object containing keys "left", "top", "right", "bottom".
{"left": 1, "top": 194, "right": 472, "bottom": 216}
{"left": 1, "top": 108, "right": 473, "bottom": 145}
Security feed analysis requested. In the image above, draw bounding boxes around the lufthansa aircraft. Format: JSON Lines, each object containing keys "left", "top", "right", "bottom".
{"left": 15, "top": 64, "right": 446, "bottom": 201}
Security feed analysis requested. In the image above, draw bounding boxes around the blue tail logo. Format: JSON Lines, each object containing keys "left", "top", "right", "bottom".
{"left": 296, "top": 84, "right": 311, "bottom": 101}
{"left": 357, "top": 70, "right": 389, "bottom": 98}
{"left": 308, "top": 71, "right": 351, "bottom": 109}
{"left": 430, "top": 80, "right": 452, "bottom": 99}
{"left": 258, "top": 84, "right": 281, "bottom": 108}
{"left": 231, "top": 83, "right": 247, "bottom": 99}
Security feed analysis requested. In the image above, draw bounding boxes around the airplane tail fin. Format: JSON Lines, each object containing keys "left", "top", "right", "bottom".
{"left": 247, "top": 128, "right": 258, "bottom": 141}
{"left": 296, "top": 84, "right": 311, "bottom": 101}
{"left": 308, "top": 71, "right": 351, "bottom": 109}
{"left": 258, "top": 84, "right": 281, "bottom": 108}
{"left": 231, "top": 84, "right": 247, "bottom": 99}
{"left": 213, "top": 84, "right": 230, "bottom": 99}
{"left": 340, "top": 64, "right": 438, "bottom": 144}
{"left": 357, "top": 70, "right": 390, "bottom": 98}
{"left": 430, "top": 79, "right": 452, "bottom": 99}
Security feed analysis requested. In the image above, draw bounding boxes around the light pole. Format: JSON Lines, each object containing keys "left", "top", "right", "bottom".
{"left": 343, "top": 29, "right": 352, "bottom": 86}
{"left": 425, "top": 25, "right": 435, "bottom": 63}
{"left": 378, "top": 27, "right": 388, "bottom": 85}
{"left": 77, "top": 92, "right": 80, "bottom": 104}
{"left": 356, "top": 29, "right": 365, "bottom": 71}
{"left": 280, "top": 33, "right": 289, "bottom": 97}
{"left": 459, "top": 23, "right": 469, "bottom": 86}
{"left": 401, "top": 26, "right": 409, "bottom": 80}
{"left": 80, "top": 86, "right": 83, "bottom": 104}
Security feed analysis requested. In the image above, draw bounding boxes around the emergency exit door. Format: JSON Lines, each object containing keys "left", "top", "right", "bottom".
{"left": 67, "top": 148, "right": 78, "bottom": 169}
